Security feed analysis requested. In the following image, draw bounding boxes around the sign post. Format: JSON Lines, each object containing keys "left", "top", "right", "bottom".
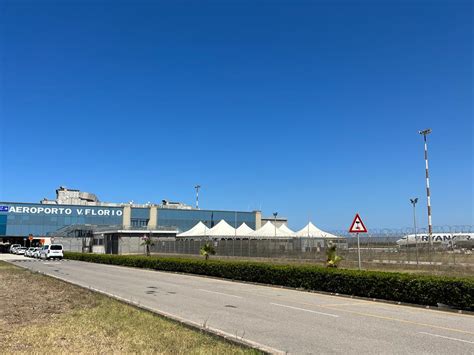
{"left": 349, "top": 213, "right": 368, "bottom": 270}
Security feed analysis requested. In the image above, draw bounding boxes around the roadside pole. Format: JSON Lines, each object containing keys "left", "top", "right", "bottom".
{"left": 356, "top": 232, "right": 361, "bottom": 270}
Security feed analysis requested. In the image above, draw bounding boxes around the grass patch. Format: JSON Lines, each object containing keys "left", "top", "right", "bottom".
{"left": 0, "top": 261, "right": 260, "bottom": 354}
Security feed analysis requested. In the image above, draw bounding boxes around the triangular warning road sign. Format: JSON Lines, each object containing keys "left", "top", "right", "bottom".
{"left": 349, "top": 213, "right": 368, "bottom": 233}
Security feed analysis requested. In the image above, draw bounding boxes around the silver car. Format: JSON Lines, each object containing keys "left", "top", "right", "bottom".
{"left": 15, "top": 247, "right": 27, "bottom": 255}
{"left": 25, "top": 247, "right": 36, "bottom": 257}
{"left": 32, "top": 247, "right": 42, "bottom": 258}
{"left": 9, "top": 244, "right": 21, "bottom": 253}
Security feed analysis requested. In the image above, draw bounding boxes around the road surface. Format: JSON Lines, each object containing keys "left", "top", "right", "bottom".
{"left": 2, "top": 254, "right": 473, "bottom": 354}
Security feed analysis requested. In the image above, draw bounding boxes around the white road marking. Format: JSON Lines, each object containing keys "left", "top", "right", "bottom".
{"left": 198, "top": 289, "right": 243, "bottom": 299}
{"left": 418, "top": 332, "right": 474, "bottom": 345}
{"left": 270, "top": 302, "right": 339, "bottom": 318}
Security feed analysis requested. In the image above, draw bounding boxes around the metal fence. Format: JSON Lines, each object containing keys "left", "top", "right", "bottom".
{"left": 150, "top": 237, "right": 343, "bottom": 259}
{"left": 53, "top": 223, "right": 474, "bottom": 268}
{"left": 149, "top": 236, "right": 473, "bottom": 267}
{"left": 331, "top": 225, "right": 474, "bottom": 238}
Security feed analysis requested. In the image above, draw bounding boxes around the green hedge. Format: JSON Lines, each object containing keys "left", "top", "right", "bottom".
{"left": 64, "top": 252, "right": 474, "bottom": 311}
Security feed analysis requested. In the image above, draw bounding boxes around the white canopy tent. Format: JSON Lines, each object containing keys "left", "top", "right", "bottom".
{"left": 249, "top": 221, "right": 292, "bottom": 237}
{"left": 176, "top": 221, "right": 209, "bottom": 237}
{"left": 278, "top": 224, "right": 297, "bottom": 236}
{"left": 207, "top": 220, "right": 237, "bottom": 237}
{"left": 235, "top": 223, "right": 254, "bottom": 236}
{"left": 176, "top": 220, "right": 342, "bottom": 240}
{"left": 296, "top": 222, "right": 342, "bottom": 239}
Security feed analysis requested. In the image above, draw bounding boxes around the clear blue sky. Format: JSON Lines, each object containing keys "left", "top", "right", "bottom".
{"left": 0, "top": 0, "right": 472, "bottom": 230}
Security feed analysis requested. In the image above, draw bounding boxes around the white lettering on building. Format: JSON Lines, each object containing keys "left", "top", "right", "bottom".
{"left": 6, "top": 206, "right": 123, "bottom": 217}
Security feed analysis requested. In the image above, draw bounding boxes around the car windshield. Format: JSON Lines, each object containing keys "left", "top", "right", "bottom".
{"left": 50, "top": 245, "right": 62, "bottom": 250}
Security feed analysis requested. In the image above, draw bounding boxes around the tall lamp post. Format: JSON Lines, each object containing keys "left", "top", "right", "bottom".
{"left": 273, "top": 212, "right": 278, "bottom": 237}
{"left": 410, "top": 198, "right": 419, "bottom": 265}
{"left": 194, "top": 185, "right": 201, "bottom": 209}
{"left": 419, "top": 128, "right": 433, "bottom": 248}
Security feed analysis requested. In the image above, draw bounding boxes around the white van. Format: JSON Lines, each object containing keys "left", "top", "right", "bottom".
{"left": 40, "top": 244, "right": 63, "bottom": 260}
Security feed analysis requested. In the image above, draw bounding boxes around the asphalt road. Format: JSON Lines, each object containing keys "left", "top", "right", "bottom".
{"left": 2, "top": 254, "right": 473, "bottom": 354}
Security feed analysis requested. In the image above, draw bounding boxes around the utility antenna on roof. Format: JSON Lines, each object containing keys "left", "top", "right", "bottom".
{"left": 194, "top": 185, "right": 201, "bottom": 209}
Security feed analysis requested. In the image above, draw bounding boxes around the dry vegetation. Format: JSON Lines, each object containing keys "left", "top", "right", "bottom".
{"left": 0, "top": 261, "right": 259, "bottom": 354}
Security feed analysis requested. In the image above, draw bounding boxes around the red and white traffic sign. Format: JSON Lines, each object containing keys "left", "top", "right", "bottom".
{"left": 349, "top": 213, "right": 367, "bottom": 233}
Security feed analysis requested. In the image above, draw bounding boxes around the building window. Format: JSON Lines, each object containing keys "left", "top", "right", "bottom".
{"left": 131, "top": 219, "right": 149, "bottom": 227}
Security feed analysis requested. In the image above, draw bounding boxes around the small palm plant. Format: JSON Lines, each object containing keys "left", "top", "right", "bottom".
{"left": 200, "top": 242, "right": 216, "bottom": 260}
{"left": 141, "top": 235, "right": 154, "bottom": 257}
{"left": 326, "top": 242, "right": 343, "bottom": 268}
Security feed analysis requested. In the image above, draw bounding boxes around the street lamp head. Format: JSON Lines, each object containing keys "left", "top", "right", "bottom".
{"left": 195, "top": 185, "right": 201, "bottom": 189}
{"left": 410, "top": 198, "right": 418, "bottom": 205}
{"left": 418, "top": 128, "right": 432, "bottom": 135}
{"left": 273, "top": 212, "right": 278, "bottom": 218}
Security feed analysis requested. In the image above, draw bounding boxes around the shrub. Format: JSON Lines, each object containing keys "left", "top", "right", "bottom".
{"left": 199, "top": 243, "right": 216, "bottom": 260}
{"left": 64, "top": 252, "right": 474, "bottom": 311}
{"left": 326, "top": 242, "right": 343, "bottom": 268}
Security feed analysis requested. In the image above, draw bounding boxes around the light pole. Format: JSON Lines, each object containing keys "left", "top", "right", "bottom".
{"left": 419, "top": 128, "right": 433, "bottom": 249}
{"left": 410, "top": 198, "right": 419, "bottom": 265}
{"left": 194, "top": 185, "right": 201, "bottom": 209}
{"left": 273, "top": 212, "right": 278, "bottom": 237}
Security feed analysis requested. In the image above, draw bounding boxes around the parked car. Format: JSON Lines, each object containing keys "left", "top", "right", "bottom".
{"left": 40, "top": 244, "right": 63, "bottom": 260}
{"left": 9, "top": 244, "right": 21, "bottom": 253}
{"left": 33, "top": 247, "right": 42, "bottom": 258}
{"left": 15, "top": 247, "right": 27, "bottom": 255}
{"left": 25, "top": 247, "right": 36, "bottom": 257}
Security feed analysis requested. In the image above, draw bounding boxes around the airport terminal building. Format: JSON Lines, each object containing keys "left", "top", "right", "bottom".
{"left": 0, "top": 187, "right": 344, "bottom": 256}
{"left": 0, "top": 187, "right": 261, "bottom": 253}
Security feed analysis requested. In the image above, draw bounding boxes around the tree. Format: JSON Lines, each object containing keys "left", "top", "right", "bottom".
{"left": 141, "top": 235, "right": 154, "bottom": 256}
{"left": 200, "top": 242, "right": 216, "bottom": 260}
{"left": 326, "top": 242, "right": 343, "bottom": 268}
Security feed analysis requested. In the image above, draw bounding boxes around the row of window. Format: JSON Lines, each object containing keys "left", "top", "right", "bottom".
{"left": 131, "top": 219, "right": 149, "bottom": 227}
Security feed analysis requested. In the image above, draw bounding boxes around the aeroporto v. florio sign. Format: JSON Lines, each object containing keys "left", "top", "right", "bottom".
{"left": 1, "top": 205, "right": 123, "bottom": 217}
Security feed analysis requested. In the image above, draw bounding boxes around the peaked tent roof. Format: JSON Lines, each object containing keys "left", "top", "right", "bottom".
{"left": 249, "top": 221, "right": 292, "bottom": 237}
{"left": 235, "top": 223, "right": 254, "bottom": 236}
{"left": 207, "top": 219, "right": 237, "bottom": 237}
{"left": 278, "top": 224, "right": 297, "bottom": 236}
{"left": 295, "top": 222, "right": 342, "bottom": 239}
{"left": 177, "top": 221, "right": 209, "bottom": 237}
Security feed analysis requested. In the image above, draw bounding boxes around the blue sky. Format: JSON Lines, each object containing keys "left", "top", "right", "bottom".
{"left": 0, "top": 0, "right": 472, "bottom": 230}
